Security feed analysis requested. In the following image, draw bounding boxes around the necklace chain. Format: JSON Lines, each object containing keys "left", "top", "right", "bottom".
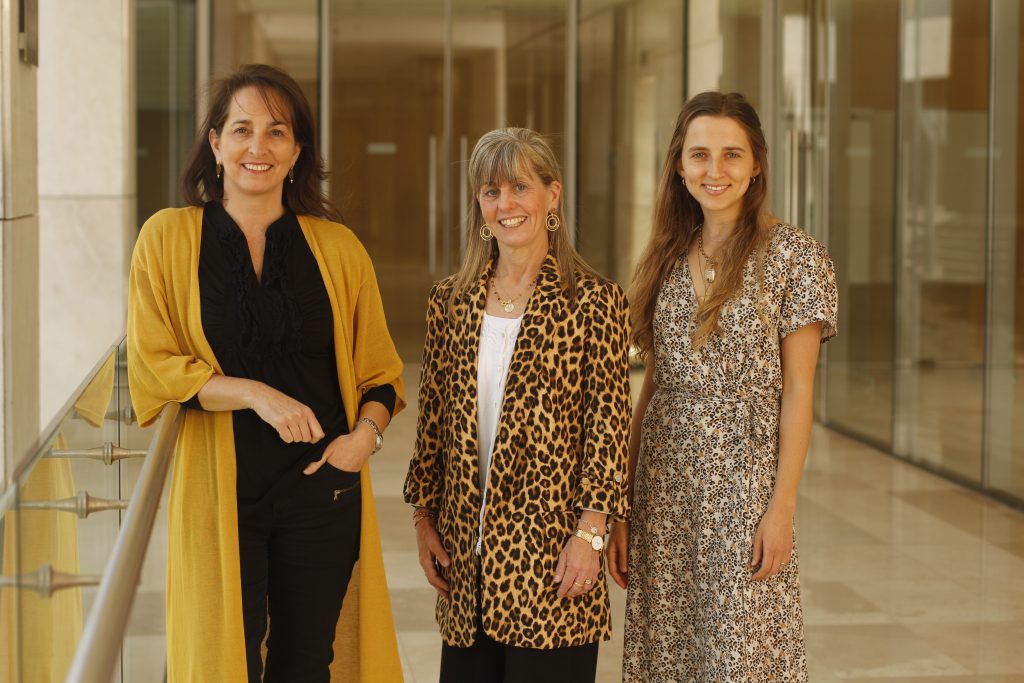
{"left": 490, "top": 276, "right": 535, "bottom": 313}
{"left": 696, "top": 226, "right": 720, "bottom": 304}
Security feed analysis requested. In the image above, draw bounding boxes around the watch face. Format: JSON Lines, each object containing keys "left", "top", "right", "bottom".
{"left": 592, "top": 536, "right": 604, "bottom": 551}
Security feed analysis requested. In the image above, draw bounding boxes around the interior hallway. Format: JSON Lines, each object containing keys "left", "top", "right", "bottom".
{"left": 372, "top": 365, "right": 1024, "bottom": 683}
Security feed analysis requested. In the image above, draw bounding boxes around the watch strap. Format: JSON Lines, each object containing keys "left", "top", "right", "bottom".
{"left": 357, "top": 417, "right": 383, "bottom": 453}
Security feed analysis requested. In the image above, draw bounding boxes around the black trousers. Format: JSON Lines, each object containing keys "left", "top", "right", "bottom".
{"left": 440, "top": 622, "right": 599, "bottom": 683}
{"left": 237, "top": 466, "right": 362, "bottom": 683}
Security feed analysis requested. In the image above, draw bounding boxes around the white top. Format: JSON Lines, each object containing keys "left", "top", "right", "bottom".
{"left": 475, "top": 313, "right": 523, "bottom": 554}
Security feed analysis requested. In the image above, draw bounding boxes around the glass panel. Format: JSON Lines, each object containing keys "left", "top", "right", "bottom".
{"left": 502, "top": 3, "right": 567, "bottom": 160}
{"left": 774, "top": 0, "right": 826, "bottom": 232}
{"left": 989, "top": 0, "right": 1023, "bottom": 504}
{"left": 897, "top": 0, "right": 989, "bottom": 481}
{"left": 453, "top": 0, "right": 565, "bottom": 273}
{"left": 824, "top": 0, "right": 899, "bottom": 446}
{"left": 688, "top": 0, "right": 762, "bottom": 108}
{"left": 211, "top": 0, "right": 320, "bottom": 108}
{"left": 330, "top": 0, "right": 446, "bottom": 361}
{"left": 137, "top": 0, "right": 197, "bottom": 225}
{"left": 450, "top": 2, "right": 513, "bottom": 267}
{"left": 577, "top": 1, "right": 618, "bottom": 280}
{"left": 578, "top": 0, "right": 684, "bottom": 285}
{"left": 0, "top": 350, "right": 121, "bottom": 682}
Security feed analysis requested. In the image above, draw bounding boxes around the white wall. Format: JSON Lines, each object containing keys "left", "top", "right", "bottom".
{"left": 37, "top": 0, "right": 134, "bottom": 428}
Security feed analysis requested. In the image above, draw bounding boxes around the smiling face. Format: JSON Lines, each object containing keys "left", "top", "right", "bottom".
{"left": 478, "top": 165, "right": 561, "bottom": 258}
{"left": 678, "top": 115, "right": 760, "bottom": 225}
{"left": 208, "top": 85, "right": 301, "bottom": 205}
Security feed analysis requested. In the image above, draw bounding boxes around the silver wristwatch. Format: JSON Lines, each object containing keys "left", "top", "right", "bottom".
{"left": 357, "top": 417, "right": 383, "bottom": 453}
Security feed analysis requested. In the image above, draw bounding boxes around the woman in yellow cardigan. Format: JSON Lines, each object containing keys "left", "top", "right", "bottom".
{"left": 128, "top": 64, "right": 405, "bottom": 683}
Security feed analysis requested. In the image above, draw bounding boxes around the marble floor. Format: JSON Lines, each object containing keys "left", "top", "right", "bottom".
{"left": 373, "top": 365, "right": 1024, "bottom": 683}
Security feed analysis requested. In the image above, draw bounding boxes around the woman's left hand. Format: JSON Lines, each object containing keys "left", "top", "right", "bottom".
{"left": 554, "top": 536, "right": 602, "bottom": 599}
{"left": 750, "top": 503, "right": 795, "bottom": 580}
{"left": 303, "top": 428, "right": 375, "bottom": 475}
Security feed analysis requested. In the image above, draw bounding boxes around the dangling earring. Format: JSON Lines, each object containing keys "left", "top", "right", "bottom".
{"left": 288, "top": 166, "right": 295, "bottom": 184}
{"left": 546, "top": 212, "right": 560, "bottom": 232}
{"left": 479, "top": 224, "right": 493, "bottom": 241}
{"left": 750, "top": 175, "right": 757, "bottom": 184}
{"left": 215, "top": 161, "right": 223, "bottom": 180}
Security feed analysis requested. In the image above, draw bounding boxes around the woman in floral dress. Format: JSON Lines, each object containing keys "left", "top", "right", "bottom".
{"left": 606, "top": 91, "right": 837, "bottom": 682}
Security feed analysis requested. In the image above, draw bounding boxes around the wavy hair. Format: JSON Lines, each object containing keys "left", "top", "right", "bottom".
{"left": 630, "top": 91, "right": 773, "bottom": 356}
{"left": 180, "top": 63, "right": 340, "bottom": 221}
{"left": 449, "top": 127, "right": 598, "bottom": 307}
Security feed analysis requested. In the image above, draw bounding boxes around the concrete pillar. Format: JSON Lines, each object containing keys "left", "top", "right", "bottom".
{"left": 0, "top": 0, "right": 41, "bottom": 476}
{"left": 37, "top": 0, "right": 134, "bottom": 428}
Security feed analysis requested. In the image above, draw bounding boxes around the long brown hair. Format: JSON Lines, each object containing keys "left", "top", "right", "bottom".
{"left": 180, "top": 64, "right": 340, "bottom": 221}
{"left": 449, "top": 127, "right": 598, "bottom": 306}
{"left": 630, "top": 91, "right": 773, "bottom": 356}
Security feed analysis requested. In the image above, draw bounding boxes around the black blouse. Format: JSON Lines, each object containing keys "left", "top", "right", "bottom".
{"left": 188, "top": 201, "right": 395, "bottom": 508}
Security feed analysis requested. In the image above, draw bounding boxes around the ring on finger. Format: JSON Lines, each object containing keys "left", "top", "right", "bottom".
{"left": 573, "top": 581, "right": 584, "bottom": 587}
{"left": 583, "top": 578, "right": 593, "bottom": 585}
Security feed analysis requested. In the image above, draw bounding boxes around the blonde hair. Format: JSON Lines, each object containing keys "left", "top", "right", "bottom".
{"left": 630, "top": 92, "right": 773, "bottom": 356}
{"left": 449, "top": 127, "right": 598, "bottom": 306}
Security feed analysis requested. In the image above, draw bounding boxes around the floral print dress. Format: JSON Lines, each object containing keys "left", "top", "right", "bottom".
{"left": 623, "top": 224, "right": 838, "bottom": 683}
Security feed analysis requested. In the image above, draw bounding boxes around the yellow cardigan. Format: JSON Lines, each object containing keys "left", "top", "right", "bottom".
{"left": 127, "top": 206, "right": 405, "bottom": 683}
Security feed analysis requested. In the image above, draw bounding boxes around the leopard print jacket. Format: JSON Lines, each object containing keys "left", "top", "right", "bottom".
{"left": 404, "top": 254, "right": 632, "bottom": 649}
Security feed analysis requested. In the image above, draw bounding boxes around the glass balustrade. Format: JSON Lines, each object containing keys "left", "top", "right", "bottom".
{"left": 0, "top": 339, "right": 171, "bottom": 683}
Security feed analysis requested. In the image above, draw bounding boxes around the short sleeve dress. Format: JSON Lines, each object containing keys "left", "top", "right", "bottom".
{"left": 623, "top": 224, "right": 838, "bottom": 683}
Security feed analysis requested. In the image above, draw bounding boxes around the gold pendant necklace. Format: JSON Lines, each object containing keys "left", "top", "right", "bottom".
{"left": 697, "top": 229, "right": 718, "bottom": 285}
{"left": 490, "top": 277, "right": 533, "bottom": 313}
{"left": 495, "top": 291, "right": 517, "bottom": 313}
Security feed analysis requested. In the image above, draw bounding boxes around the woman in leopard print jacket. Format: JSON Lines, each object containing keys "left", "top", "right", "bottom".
{"left": 404, "top": 128, "right": 632, "bottom": 683}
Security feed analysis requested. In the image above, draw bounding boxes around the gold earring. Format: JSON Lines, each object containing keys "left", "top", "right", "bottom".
{"left": 479, "top": 224, "right": 493, "bottom": 241}
{"left": 288, "top": 166, "right": 295, "bottom": 184}
{"left": 546, "top": 212, "right": 560, "bottom": 232}
{"left": 216, "top": 162, "right": 223, "bottom": 180}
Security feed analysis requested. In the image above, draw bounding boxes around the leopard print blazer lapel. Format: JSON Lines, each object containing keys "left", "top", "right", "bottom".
{"left": 487, "top": 254, "right": 560, "bottom": 479}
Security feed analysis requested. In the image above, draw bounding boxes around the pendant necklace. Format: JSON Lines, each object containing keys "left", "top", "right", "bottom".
{"left": 490, "top": 277, "right": 534, "bottom": 313}
{"left": 697, "top": 228, "right": 718, "bottom": 303}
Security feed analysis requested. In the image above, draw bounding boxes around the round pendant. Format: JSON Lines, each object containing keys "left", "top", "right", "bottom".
{"left": 503, "top": 302, "right": 515, "bottom": 313}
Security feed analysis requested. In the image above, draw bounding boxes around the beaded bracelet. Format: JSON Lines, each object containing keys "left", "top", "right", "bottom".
{"left": 412, "top": 507, "right": 436, "bottom": 526}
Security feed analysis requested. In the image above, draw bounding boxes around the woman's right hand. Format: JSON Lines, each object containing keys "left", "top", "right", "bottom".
{"left": 606, "top": 521, "right": 629, "bottom": 589}
{"left": 248, "top": 382, "right": 325, "bottom": 444}
{"left": 415, "top": 518, "right": 451, "bottom": 599}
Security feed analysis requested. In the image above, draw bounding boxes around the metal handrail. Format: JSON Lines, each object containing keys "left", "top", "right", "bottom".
{"left": 64, "top": 403, "right": 183, "bottom": 683}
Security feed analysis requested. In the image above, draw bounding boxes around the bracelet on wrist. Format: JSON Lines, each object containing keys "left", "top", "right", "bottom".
{"left": 412, "top": 507, "right": 436, "bottom": 526}
{"left": 577, "top": 520, "right": 606, "bottom": 536}
{"left": 357, "top": 417, "right": 383, "bottom": 453}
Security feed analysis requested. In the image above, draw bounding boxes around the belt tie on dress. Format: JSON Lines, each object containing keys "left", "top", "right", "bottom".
{"left": 656, "top": 387, "right": 781, "bottom": 548}
{"left": 657, "top": 389, "right": 778, "bottom": 439}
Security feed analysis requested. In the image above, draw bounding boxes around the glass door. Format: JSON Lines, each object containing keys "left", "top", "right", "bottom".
{"left": 329, "top": 1, "right": 448, "bottom": 361}
{"left": 823, "top": 0, "right": 900, "bottom": 446}
{"left": 896, "top": 0, "right": 989, "bottom": 482}
{"left": 452, "top": 0, "right": 567, "bottom": 263}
